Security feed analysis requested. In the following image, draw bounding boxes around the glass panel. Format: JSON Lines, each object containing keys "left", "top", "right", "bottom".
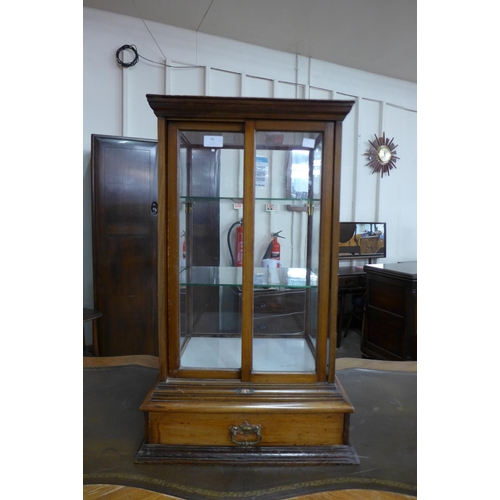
{"left": 252, "top": 131, "right": 323, "bottom": 372}
{"left": 178, "top": 129, "right": 244, "bottom": 370}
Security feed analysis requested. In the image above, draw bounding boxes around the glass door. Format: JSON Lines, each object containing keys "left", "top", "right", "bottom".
{"left": 168, "top": 120, "right": 334, "bottom": 382}
{"left": 174, "top": 123, "right": 245, "bottom": 375}
{"left": 250, "top": 127, "right": 325, "bottom": 376}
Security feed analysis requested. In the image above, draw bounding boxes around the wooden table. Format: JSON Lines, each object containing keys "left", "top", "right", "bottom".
{"left": 337, "top": 266, "right": 366, "bottom": 347}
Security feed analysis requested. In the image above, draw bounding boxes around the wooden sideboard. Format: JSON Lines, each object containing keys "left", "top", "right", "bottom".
{"left": 362, "top": 262, "right": 417, "bottom": 361}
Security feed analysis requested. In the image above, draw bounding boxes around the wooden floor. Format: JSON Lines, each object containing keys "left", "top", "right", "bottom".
{"left": 84, "top": 356, "right": 416, "bottom": 500}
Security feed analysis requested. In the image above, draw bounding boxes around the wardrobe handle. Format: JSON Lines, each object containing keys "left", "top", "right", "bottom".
{"left": 151, "top": 201, "right": 158, "bottom": 215}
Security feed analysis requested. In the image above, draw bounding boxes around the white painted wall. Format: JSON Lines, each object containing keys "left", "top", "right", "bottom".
{"left": 83, "top": 7, "right": 417, "bottom": 344}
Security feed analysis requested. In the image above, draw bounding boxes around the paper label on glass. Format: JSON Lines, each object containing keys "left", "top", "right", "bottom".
{"left": 255, "top": 156, "right": 268, "bottom": 187}
{"left": 203, "top": 135, "right": 223, "bottom": 148}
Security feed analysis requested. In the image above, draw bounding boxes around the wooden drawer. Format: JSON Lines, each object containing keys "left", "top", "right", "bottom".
{"left": 149, "top": 411, "right": 346, "bottom": 447}
{"left": 364, "top": 306, "right": 405, "bottom": 358}
{"left": 368, "top": 280, "right": 405, "bottom": 315}
{"left": 338, "top": 274, "right": 365, "bottom": 290}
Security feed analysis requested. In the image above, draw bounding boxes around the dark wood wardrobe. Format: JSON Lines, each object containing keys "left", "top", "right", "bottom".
{"left": 91, "top": 135, "right": 158, "bottom": 356}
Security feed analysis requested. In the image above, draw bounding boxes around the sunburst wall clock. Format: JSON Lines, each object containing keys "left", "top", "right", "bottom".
{"left": 364, "top": 132, "right": 399, "bottom": 177}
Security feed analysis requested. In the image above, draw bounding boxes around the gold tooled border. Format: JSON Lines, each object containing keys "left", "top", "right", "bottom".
{"left": 83, "top": 473, "right": 417, "bottom": 499}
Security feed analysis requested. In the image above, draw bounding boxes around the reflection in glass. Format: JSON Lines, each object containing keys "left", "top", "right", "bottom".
{"left": 288, "top": 147, "right": 322, "bottom": 200}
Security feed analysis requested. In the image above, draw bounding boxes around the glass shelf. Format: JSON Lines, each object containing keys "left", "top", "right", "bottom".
{"left": 180, "top": 196, "right": 320, "bottom": 203}
{"left": 179, "top": 266, "right": 318, "bottom": 288}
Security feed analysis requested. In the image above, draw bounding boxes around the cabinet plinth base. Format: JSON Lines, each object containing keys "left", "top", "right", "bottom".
{"left": 136, "top": 378, "right": 358, "bottom": 465}
{"left": 135, "top": 443, "right": 359, "bottom": 465}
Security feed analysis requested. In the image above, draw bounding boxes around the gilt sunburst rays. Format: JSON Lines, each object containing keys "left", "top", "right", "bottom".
{"left": 364, "top": 132, "right": 399, "bottom": 177}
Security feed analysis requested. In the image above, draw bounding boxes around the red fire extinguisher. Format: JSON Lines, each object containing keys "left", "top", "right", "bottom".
{"left": 270, "top": 231, "right": 283, "bottom": 260}
{"left": 181, "top": 231, "right": 186, "bottom": 267}
{"left": 235, "top": 223, "right": 244, "bottom": 267}
{"left": 262, "top": 230, "right": 284, "bottom": 261}
{"left": 228, "top": 219, "right": 244, "bottom": 267}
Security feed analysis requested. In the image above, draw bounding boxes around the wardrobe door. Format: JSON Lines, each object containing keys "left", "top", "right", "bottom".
{"left": 91, "top": 135, "right": 158, "bottom": 355}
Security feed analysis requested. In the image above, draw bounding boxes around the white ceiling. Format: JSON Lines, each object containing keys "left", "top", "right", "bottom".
{"left": 83, "top": 0, "right": 417, "bottom": 83}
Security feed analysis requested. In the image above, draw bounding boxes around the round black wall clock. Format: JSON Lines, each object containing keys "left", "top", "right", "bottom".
{"left": 364, "top": 132, "right": 399, "bottom": 177}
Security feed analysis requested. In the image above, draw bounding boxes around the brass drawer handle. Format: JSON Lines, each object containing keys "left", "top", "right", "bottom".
{"left": 229, "top": 421, "right": 262, "bottom": 446}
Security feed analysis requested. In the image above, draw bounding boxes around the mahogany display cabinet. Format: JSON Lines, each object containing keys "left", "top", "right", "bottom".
{"left": 135, "top": 95, "right": 359, "bottom": 465}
